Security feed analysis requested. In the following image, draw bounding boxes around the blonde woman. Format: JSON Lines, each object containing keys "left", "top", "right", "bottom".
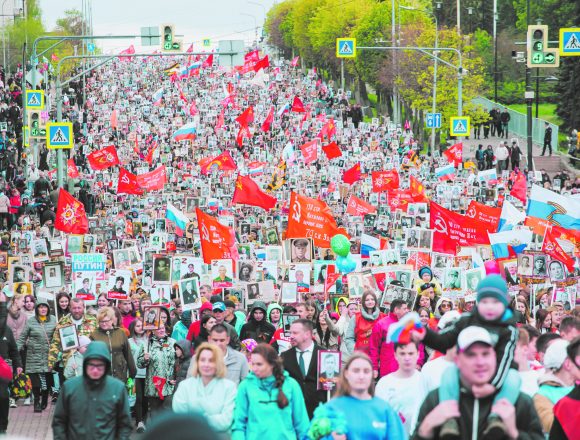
{"left": 172, "top": 343, "right": 237, "bottom": 434}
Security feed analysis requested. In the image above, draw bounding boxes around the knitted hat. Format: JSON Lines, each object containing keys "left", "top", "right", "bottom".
{"left": 418, "top": 266, "right": 433, "bottom": 279}
{"left": 476, "top": 275, "right": 509, "bottom": 307}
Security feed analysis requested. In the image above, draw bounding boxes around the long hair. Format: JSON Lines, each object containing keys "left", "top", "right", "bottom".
{"left": 188, "top": 343, "right": 226, "bottom": 379}
{"left": 334, "top": 352, "right": 375, "bottom": 398}
{"left": 361, "top": 289, "right": 378, "bottom": 314}
{"left": 251, "top": 343, "right": 289, "bottom": 409}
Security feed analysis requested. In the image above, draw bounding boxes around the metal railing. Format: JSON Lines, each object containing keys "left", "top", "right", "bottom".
{"left": 472, "top": 96, "right": 559, "bottom": 148}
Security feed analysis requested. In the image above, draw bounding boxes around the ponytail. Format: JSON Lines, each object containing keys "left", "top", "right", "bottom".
{"left": 252, "top": 343, "right": 289, "bottom": 409}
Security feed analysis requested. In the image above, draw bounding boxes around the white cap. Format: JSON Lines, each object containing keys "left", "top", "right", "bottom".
{"left": 438, "top": 310, "right": 461, "bottom": 329}
{"left": 544, "top": 339, "right": 569, "bottom": 370}
{"left": 457, "top": 326, "right": 495, "bottom": 351}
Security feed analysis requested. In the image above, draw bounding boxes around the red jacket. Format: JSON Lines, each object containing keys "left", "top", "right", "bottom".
{"left": 353, "top": 310, "right": 385, "bottom": 355}
{"left": 369, "top": 313, "right": 426, "bottom": 377}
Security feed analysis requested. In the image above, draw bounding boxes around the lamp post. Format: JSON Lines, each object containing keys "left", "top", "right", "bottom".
{"left": 400, "top": 5, "right": 439, "bottom": 152}
{"left": 493, "top": 0, "right": 498, "bottom": 101}
{"left": 241, "top": 13, "right": 258, "bottom": 46}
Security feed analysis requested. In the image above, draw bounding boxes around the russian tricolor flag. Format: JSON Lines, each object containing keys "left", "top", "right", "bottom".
{"left": 166, "top": 203, "right": 189, "bottom": 236}
{"left": 488, "top": 229, "right": 533, "bottom": 259}
{"left": 498, "top": 200, "right": 525, "bottom": 232}
{"left": 180, "top": 62, "right": 202, "bottom": 77}
{"left": 172, "top": 123, "right": 197, "bottom": 141}
{"left": 435, "top": 164, "right": 455, "bottom": 181}
{"left": 527, "top": 185, "right": 580, "bottom": 230}
{"left": 152, "top": 87, "right": 164, "bottom": 106}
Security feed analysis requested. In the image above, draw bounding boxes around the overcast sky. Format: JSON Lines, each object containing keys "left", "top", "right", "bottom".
{"left": 38, "top": 0, "right": 276, "bottom": 53}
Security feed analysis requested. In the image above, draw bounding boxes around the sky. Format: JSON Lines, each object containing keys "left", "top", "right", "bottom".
{"left": 38, "top": 0, "right": 276, "bottom": 53}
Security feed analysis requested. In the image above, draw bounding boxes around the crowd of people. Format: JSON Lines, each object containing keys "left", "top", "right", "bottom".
{"left": 0, "top": 45, "right": 579, "bottom": 440}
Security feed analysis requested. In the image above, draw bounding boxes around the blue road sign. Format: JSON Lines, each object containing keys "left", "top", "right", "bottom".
{"left": 336, "top": 38, "right": 356, "bottom": 58}
{"left": 560, "top": 28, "right": 580, "bottom": 56}
{"left": 26, "top": 90, "right": 44, "bottom": 109}
{"left": 426, "top": 112, "right": 442, "bottom": 129}
{"left": 46, "top": 122, "right": 74, "bottom": 149}
{"left": 87, "top": 43, "right": 95, "bottom": 53}
{"left": 450, "top": 117, "right": 470, "bottom": 137}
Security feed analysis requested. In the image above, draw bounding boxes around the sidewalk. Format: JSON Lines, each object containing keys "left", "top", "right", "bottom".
{"left": 7, "top": 402, "right": 54, "bottom": 440}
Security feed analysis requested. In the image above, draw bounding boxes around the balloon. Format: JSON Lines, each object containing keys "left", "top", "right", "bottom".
{"left": 484, "top": 260, "right": 500, "bottom": 275}
{"left": 330, "top": 234, "right": 351, "bottom": 257}
{"left": 336, "top": 254, "right": 356, "bottom": 274}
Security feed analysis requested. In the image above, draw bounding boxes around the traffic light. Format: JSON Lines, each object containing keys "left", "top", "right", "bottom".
{"left": 527, "top": 25, "right": 559, "bottom": 68}
{"left": 27, "top": 110, "right": 46, "bottom": 138}
{"left": 161, "top": 24, "right": 181, "bottom": 51}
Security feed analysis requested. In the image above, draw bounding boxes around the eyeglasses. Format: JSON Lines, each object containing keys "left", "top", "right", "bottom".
{"left": 100, "top": 319, "right": 112, "bottom": 323}
{"left": 86, "top": 363, "right": 106, "bottom": 369}
{"left": 440, "top": 303, "right": 452, "bottom": 309}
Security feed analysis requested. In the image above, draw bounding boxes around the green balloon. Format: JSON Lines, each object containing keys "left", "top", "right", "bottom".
{"left": 330, "top": 234, "right": 351, "bottom": 257}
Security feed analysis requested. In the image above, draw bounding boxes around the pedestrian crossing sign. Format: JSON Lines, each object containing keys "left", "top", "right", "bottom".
{"left": 336, "top": 38, "right": 356, "bottom": 58}
{"left": 450, "top": 117, "right": 470, "bottom": 136}
{"left": 26, "top": 90, "right": 44, "bottom": 110}
{"left": 46, "top": 122, "right": 73, "bottom": 149}
{"left": 559, "top": 28, "right": 580, "bottom": 56}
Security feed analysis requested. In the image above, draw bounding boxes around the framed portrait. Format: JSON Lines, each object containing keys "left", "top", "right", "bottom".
{"left": 13, "top": 282, "right": 33, "bottom": 296}
{"left": 394, "top": 270, "right": 413, "bottom": 289}
{"left": 499, "top": 259, "right": 520, "bottom": 286}
{"left": 142, "top": 306, "right": 161, "bottom": 330}
{"left": 67, "top": 235, "right": 84, "bottom": 254}
{"left": 462, "top": 267, "right": 485, "bottom": 293}
{"left": 517, "top": 254, "right": 533, "bottom": 276}
{"left": 107, "top": 269, "right": 132, "bottom": 300}
{"left": 211, "top": 259, "right": 234, "bottom": 288}
{"left": 443, "top": 268, "right": 462, "bottom": 290}
{"left": 264, "top": 227, "right": 280, "bottom": 245}
{"left": 152, "top": 255, "right": 172, "bottom": 283}
{"left": 238, "top": 261, "right": 256, "bottom": 282}
{"left": 289, "top": 238, "right": 313, "bottom": 263}
{"left": 532, "top": 255, "right": 548, "bottom": 277}
{"left": 281, "top": 282, "right": 298, "bottom": 304}
{"left": 43, "top": 262, "right": 64, "bottom": 290}
{"left": 113, "top": 249, "right": 132, "bottom": 270}
{"left": 179, "top": 277, "right": 201, "bottom": 310}
{"left": 289, "top": 264, "right": 311, "bottom": 294}
{"left": 59, "top": 325, "right": 79, "bottom": 351}
{"left": 346, "top": 273, "right": 364, "bottom": 299}
{"left": 548, "top": 259, "right": 566, "bottom": 283}
{"left": 317, "top": 350, "right": 341, "bottom": 391}
{"left": 10, "top": 264, "right": 29, "bottom": 284}
{"left": 31, "top": 239, "right": 49, "bottom": 262}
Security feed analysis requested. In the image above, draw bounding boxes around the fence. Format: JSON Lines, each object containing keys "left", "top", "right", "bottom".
{"left": 472, "top": 96, "right": 559, "bottom": 148}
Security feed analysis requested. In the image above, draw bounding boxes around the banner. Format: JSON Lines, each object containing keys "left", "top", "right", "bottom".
{"left": 136, "top": 165, "right": 166, "bottom": 191}
{"left": 196, "top": 208, "right": 239, "bottom": 264}
{"left": 372, "top": 170, "right": 399, "bottom": 192}
{"left": 87, "top": 145, "right": 120, "bottom": 171}
{"left": 346, "top": 195, "right": 377, "bottom": 216}
{"left": 466, "top": 201, "right": 501, "bottom": 232}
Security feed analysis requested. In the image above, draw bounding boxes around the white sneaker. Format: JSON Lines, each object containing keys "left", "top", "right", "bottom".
{"left": 9, "top": 398, "right": 16, "bottom": 408}
{"left": 136, "top": 422, "right": 146, "bottom": 433}
{"left": 23, "top": 397, "right": 31, "bottom": 406}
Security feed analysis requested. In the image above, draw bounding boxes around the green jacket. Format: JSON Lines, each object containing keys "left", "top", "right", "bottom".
{"left": 137, "top": 336, "right": 176, "bottom": 397}
{"left": 90, "top": 327, "right": 136, "bottom": 383}
{"left": 48, "top": 313, "right": 98, "bottom": 369}
{"left": 17, "top": 301, "right": 57, "bottom": 374}
{"left": 232, "top": 371, "right": 309, "bottom": 440}
{"left": 52, "top": 341, "right": 132, "bottom": 440}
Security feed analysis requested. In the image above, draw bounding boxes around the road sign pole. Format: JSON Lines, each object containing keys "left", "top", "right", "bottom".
{"left": 56, "top": 77, "right": 65, "bottom": 188}
{"left": 526, "top": 0, "right": 534, "bottom": 172}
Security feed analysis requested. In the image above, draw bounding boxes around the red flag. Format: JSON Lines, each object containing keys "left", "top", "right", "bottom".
{"left": 136, "top": 165, "right": 166, "bottom": 191}
{"left": 253, "top": 55, "right": 269, "bottom": 72}
{"left": 216, "top": 110, "right": 225, "bottom": 130}
{"left": 510, "top": 172, "right": 527, "bottom": 203}
{"left": 87, "top": 145, "right": 120, "bottom": 171}
{"left": 201, "top": 151, "right": 238, "bottom": 175}
{"left": 236, "top": 126, "right": 251, "bottom": 147}
{"left": 342, "top": 163, "right": 361, "bottom": 185}
{"left": 118, "top": 45, "right": 135, "bottom": 62}
{"left": 291, "top": 96, "right": 306, "bottom": 113}
{"left": 145, "top": 141, "right": 158, "bottom": 166}
{"left": 232, "top": 174, "right": 277, "bottom": 210}
{"left": 152, "top": 376, "right": 167, "bottom": 400}
{"left": 188, "top": 100, "right": 198, "bottom": 117}
{"left": 322, "top": 142, "right": 342, "bottom": 159}
{"left": 55, "top": 189, "right": 89, "bottom": 234}
{"left": 300, "top": 140, "right": 318, "bottom": 165}
{"left": 117, "top": 168, "right": 144, "bottom": 195}
{"left": 466, "top": 201, "right": 501, "bottom": 232}
{"left": 186, "top": 43, "right": 193, "bottom": 53}
{"left": 430, "top": 202, "right": 490, "bottom": 255}
{"left": 443, "top": 142, "right": 463, "bottom": 167}
{"left": 235, "top": 106, "right": 254, "bottom": 127}
{"left": 202, "top": 54, "right": 214, "bottom": 68}
{"left": 67, "top": 159, "right": 79, "bottom": 178}
{"left": 372, "top": 170, "right": 399, "bottom": 192}
{"left": 290, "top": 56, "right": 300, "bottom": 67}
{"left": 286, "top": 192, "right": 348, "bottom": 248}
{"left": 261, "top": 106, "right": 274, "bottom": 132}
{"left": 196, "top": 208, "right": 239, "bottom": 264}
{"left": 542, "top": 227, "right": 575, "bottom": 272}
{"left": 409, "top": 175, "right": 426, "bottom": 197}
{"left": 324, "top": 272, "right": 341, "bottom": 294}
{"left": 318, "top": 119, "right": 336, "bottom": 140}
{"left": 244, "top": 50, "right": 260, "bottom": 63}
{"left": 346, "top": 195, "right": 377, "bottom": 216}
{"left": 387, "top": 189, "right": 415, "bottom": 213}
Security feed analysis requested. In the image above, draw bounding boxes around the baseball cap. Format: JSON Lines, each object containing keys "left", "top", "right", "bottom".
{"left": 212, "top": 302, "right": 226, "bottom": 312}
{"left": 544, "top": 339, "right": 569, "bottom": 370}
{"left": 457, "top": 326, "right": 495, "bottom": 352}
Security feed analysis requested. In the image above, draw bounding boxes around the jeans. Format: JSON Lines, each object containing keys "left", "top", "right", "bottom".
{"left": 439, "top": 365, "right": 521, "bottom": 406}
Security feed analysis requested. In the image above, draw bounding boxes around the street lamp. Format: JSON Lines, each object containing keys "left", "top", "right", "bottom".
{"left": 400, "top": 5, "right": 439, "bottom": 152}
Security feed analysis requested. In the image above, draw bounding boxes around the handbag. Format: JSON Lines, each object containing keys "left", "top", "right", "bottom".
{"left": 11, "top": 372, "right": 32, "bottom": 398}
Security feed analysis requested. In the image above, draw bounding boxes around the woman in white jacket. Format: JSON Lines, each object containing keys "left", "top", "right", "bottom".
{"left": 172, "top": 342, "right": 237, "bottom": 433}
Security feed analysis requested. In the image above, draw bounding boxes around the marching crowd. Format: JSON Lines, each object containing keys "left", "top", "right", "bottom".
{"left": 0, "top": 45, "right": 579, "bottom": 440}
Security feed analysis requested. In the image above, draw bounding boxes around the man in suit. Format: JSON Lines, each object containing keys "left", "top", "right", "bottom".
{"left": 181, "top": 280, "right": 198, "bottom": 305}
{"left": 281, "top": 319, "right": 326, "bottom": 419}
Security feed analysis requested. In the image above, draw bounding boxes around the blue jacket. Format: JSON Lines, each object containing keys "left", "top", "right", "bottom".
{"left": 232, "top": 371, "right": 309, "bottom": 440}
